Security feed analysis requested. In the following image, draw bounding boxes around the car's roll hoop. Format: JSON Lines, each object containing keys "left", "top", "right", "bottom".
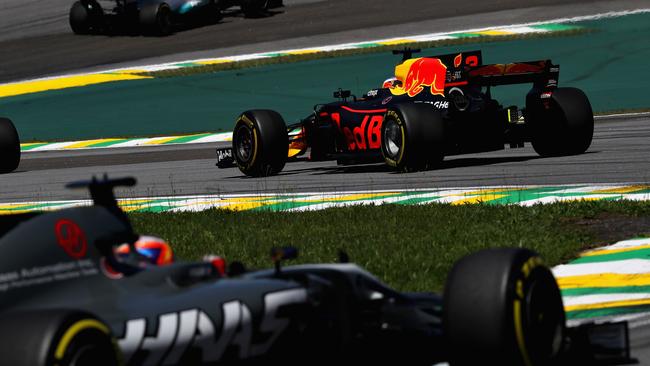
{"left": 392, "top": 47, "right": 421, "bottom": 62}
{"left": 66, "top": 175, "right": 136, "bottom": 209}
{"left": 66, "top": 175, "right": 137, "bottom": 244}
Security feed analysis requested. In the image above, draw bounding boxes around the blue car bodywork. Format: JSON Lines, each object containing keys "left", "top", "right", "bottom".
{"left": 69, "top": 0, "right": 282, "bottom": 35}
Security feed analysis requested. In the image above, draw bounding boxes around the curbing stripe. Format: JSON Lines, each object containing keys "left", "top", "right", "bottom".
{"left": 567, "top": 305, "right": 650, "bottom": 320}
{"left": 572, "top": 247, "right": 650, "bottom": 264}
{"left": 64, "top": 138, "right": 124, "bottom": 149}
{"left": 582, "top": 244, "right": 650, "bottom": 257}
{"left": 554, "top": 237, "right": 650, "bottom": 319}
{"left": 0, "top": 182, "right": 647, "bottom": 319}
{"left": 0, "top": 23, "right": 583, "bottom": 99}
{"left": 557, "top": 273, "right": 650, "bottom": 289}
{"left": 1, "top": 184, "right": 647, "bottom": 214}
{"left": 565, "top": 297, "right": 650, "bottom": 313}
{"left": 564, "top": 293, "right": 650, "bottom": 308}
{"left": 553, "top": 259, "right": 650, "bottom": 277}
{"left": 0, "top": 73, "right": 152, "bottom": 99}
{"left": 563, "top": 286, "right": 650, "bottom": 297}
{"left": 21, "top": 132, "right": 231, "bottom": 152}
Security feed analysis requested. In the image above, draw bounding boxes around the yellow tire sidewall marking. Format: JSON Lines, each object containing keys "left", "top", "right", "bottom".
{"left": 513, "top": 299, "right": 534, "bottom": 366}
{"left": 249, "top": 127, "right": 259, "bottom": 170}
{"left": 55, "top": 319, "right": 110, "bottom": 361}
{"left": 239, "top": 114, "right": 255, "bottom": 128}
{"left": 383, "top": 110, "right": 406, "bottom": 167}
{"left": 513, "top": 256, "right": 543, "bottom": 366}
{"left": 236, "top": 114, "right": 259, "bottom": 170}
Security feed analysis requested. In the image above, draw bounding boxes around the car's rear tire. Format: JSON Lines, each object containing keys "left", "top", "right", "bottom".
{"left": 0, "top": 117, "right": 20, "bottom": 174}
{"left": 528, "top": 87, "right": 594, "bottom": 157}
{"left": 0, "top": 311, "right": 121, "bottom": 366}
{"left": 140, "top": 3, "right": 173, "bottom": 36}
{"left": 241, "top": 0, "right": 267, "bottom": 17}
{"left": 69, "top": 1, "right": 104, "bottom": 35}
{"left": 380, "top": 103, "right": 445, "bottom": 172}
{"left": 444, "top": 248, "right": 565, "bottom": 366}
{"left": 232, "top": 110, "right": 288, "bottom": 177}
{"left": 205, "top": 0, "right": 223, "bottom": 24}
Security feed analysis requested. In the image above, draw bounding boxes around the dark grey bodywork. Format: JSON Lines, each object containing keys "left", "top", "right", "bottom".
{"left": 0, "top": 180, "right": 443, "bottom": 365}
{"left": 0, "top": 178, "right": 636, "bottom": 365}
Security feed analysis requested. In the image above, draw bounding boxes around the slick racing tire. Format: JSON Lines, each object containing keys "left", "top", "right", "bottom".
{"left": 241, "top": 0, "right": 267, "bottom": 17}
{"left": 381, "top": 103, "right": 445, "bottom": 172}
{"left": 205, "top": 0, "right": 223, "bottom": 24}
{"left": 0, "top": 117, "right": 20, "bottom": 174}
{"left": 444, "top": 248, "right": 565, "bottom": 366}
{"left": 69, "top": 1, "right": 104, "bottom": 35}
{"left": 0, "top": 311, "right": 121, "bottom": 366}
{"left": 233, "top": 109, "right": 288, "bottom": 177}
{"left": 528, "top": 87, "right": 594, "bottom": 157}
{"left": 140, "top": 3, "right": 173, "bottom": 36}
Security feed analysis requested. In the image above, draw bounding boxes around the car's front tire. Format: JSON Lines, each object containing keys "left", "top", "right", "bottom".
{"left": 140, "top": 3, "right": 173, "bottom": 36}
{"left": 528, "top": 87, "right": 594, "bottom": 157}
{"left": 0, "top": 311, "right": 121, "bottom": 366}
{"left": 380, "top": 103, "right": 445, "bottom": 172}
{"left": 205, "top": 0, "right": 223, "bottom": 24}
{"left": 232, "top": 109, "right": 288, "bottom": 177}
{"left": 241, "top": 0, "right": 268, "bottom": 17}
{"left": 69, "top": 1, "right": 104, "bottom": 35}
{"left": 444, "top": 248, "right": 565, "bottom": 366}
{"left": 0, "top": 117, "right": 20, "bottom": 174}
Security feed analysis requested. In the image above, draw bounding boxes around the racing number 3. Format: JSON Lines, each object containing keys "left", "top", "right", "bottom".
{"left": 342, "top": 115, "right": 383, "bottom": 151}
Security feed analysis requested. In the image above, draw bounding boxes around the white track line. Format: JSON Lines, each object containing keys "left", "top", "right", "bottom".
{"left": 554, "top": 259, "right": 650, "bottom": 277}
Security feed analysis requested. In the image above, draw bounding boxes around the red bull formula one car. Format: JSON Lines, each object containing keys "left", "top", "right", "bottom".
{"left": 0, "top": 117, "right": 20, "bottom": 174}
{"left": 216, "top": 49, "right": 594, "bottom": 176}
{"left": 0, "top": 176, "right": 633, "bottom": 365}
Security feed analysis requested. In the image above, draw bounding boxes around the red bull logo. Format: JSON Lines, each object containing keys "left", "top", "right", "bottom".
{"left": 454, "top": 53, "right": 462, "bottom": 68}
{"left": 390, "top": 57, "right": 447, "bottom": 97}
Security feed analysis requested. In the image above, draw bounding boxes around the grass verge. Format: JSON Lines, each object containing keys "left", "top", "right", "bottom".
{"left": 130, "top": 200, "right": 650, "bottom": 293}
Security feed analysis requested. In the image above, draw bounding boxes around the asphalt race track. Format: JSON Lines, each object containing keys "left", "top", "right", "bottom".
{"left": 3, "top": 0, "right": 650, "bottom": 362}
{"left": 5, "top": 115, "right": 649, "bottom": 202}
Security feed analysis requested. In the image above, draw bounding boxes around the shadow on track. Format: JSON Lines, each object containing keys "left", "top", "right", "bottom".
{"left": 222, "top": 154, "right": 544, "bottom": 179}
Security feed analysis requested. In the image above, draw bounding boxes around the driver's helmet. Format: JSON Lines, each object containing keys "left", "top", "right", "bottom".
{"left": 382, "top": 77, "right": 401, "bottom": 89}
{"left": 116, "top": 235, "right": 174, "bottom": 266}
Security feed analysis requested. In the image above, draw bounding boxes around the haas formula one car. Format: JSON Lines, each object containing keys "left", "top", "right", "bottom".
{"left": 0, "top": 117, "right": 20, "bottom": 174}
{"left": 69, "top": 0, "right": 282, "bottom": 35}
{"left": 217, "top": 49, "right": 594, "bottom": 176}
{"left": 0, "top": 177, "right": 634, "bottom": 365}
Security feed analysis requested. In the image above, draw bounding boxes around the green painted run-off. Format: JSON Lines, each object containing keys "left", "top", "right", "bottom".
{"left": 1, "top": 14, "right": 649, "bottom": 141}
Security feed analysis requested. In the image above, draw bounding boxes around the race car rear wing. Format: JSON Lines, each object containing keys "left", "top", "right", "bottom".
{"left": 466, "top": 60, "right": 559, "bottom": 88}
{"left": 406, "top": 49, "right": 560, "bottom": 89}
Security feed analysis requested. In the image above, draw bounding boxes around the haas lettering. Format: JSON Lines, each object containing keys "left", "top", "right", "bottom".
{"left": 118, "top": 288, "right": 307, "bottom": 365}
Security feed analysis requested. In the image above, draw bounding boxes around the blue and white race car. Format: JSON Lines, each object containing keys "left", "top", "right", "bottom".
{"left": 69, "top": 0, "right": 282, "bottom": 35}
